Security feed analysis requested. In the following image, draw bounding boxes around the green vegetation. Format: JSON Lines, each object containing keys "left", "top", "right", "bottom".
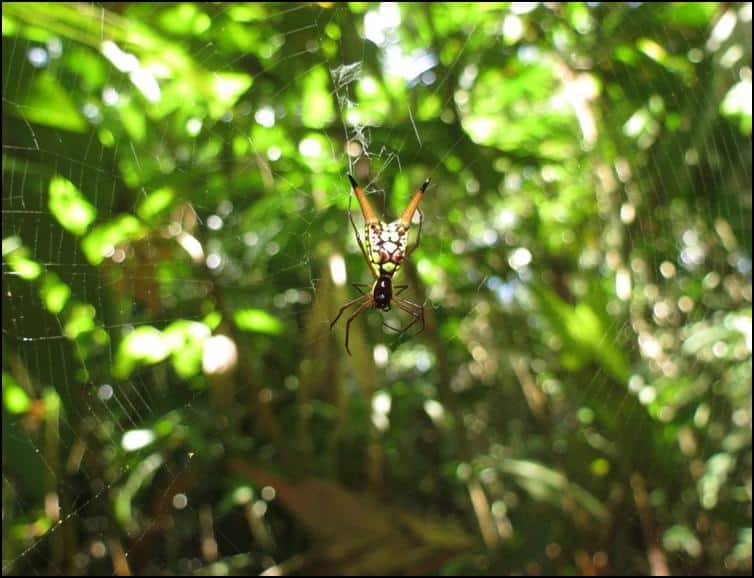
{"left": 2, "top": 2, "right": 751, "bottom": 575}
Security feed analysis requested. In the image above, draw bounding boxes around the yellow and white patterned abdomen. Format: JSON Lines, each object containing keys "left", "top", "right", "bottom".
{"left": 366, "top": 220, "right": 409, "bottom": 277}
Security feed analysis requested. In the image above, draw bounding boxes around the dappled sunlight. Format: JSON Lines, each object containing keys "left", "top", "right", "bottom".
{"left": 2, "top": 2, "right": 750, "bottom": 576}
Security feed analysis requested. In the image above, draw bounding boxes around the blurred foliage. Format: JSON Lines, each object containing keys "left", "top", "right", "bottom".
{"left": 2, "top": 2, "right": 752, "bottom": 576}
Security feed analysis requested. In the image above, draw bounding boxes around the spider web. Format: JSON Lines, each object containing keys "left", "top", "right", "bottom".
{"left": 2, "top": 2, "right": 752, "bottom": 576}
{"left": 2, "top": 5, "right": 325, "bottom": 573}
{"left": 1, "top": 4, "right": 434, "bottom": 574}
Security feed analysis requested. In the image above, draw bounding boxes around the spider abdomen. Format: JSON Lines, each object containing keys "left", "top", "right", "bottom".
{"left": 373, "top": 275, "right": 393, "bottom": 310}
{"left": 366, "top": 220, "right": 408, "bottom": 277}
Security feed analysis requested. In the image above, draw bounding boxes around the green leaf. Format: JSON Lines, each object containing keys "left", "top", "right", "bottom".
{"left": 115, "top": 453, "right": 164, "bottom": 531}
{"left": 2, "top": 236, "right": 23, "bottom": 257}
{"left": 2, "top": 14, "right": 20, "bottom": 37}
{"left": 662, "top": 2, "right": 719, "bottom": 26}
{"left": 82, "top": 215, "right": 146, "bottom": 265}
{"left": 158, "top": 3, "right": 211, "bottom": 35}
{"left": 48, "top": 176, "right": 96, "bottom": 237}
{"left": 208, "top": 72, "right": 252, "bottom": 119}
{"left": 5, "top": 249, "right": 42, "bottom": 280}
{"left": 43, "top": 388, "right": 61, "bottom": 415}
{"left": 8, "top": 72, "right": 87, "bottom": 132}
{"left": 118, "top": 100, "right": 147, "bottom": 142}
{"left": 234, "top": 309, "right": 284, "bottom": 335}
{"left": 663, "top": 525, "right": 702, "bottom": 557}
{"left": 114, "top": 326, "right": 171, "bottom": 378}
{"left": 137, "top": 187, "right": 175, "bottom": 222}
{"left": 721, "top": 80, "right": 752, "bottom": 136}
{"left": 2, "top": 372, "right": 32, "bottom": 414}
{"left": 63, "top": 304, "right": 97, "bottom": 339}
{"left": 531, "top": 283, "right": 631, "bottom": 383}
{"left": 164, "top": 320, "right": 210, "bottom": 379}
{"left": 301, "top": 66, "right": 336, "bottom": 128}
{"left": 203, "top": 311, "right": 222, "bottom": 331}
{"left": 500, "top": 459, "right": 610, "bottom": 523}
{"left": 39, "top": 273, "right": 72, "bottom": 314}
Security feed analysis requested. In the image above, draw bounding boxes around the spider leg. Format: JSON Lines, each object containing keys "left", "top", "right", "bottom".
{"left": 383, "top": 308, "right": 420, "bottom": 338}
{"left": 348, "top": 195, "right": 378, "bottom": 280}
{"left": 344, "top": 299, "right": 373, "bottom": 356}
{"left": 379, "top": 286, "right": 408, "bottom": 332}
{"left": 380, "top": 286, "right": 415, "bottom": 333}
{"left": 382, "top": 299, "right": 424, "bottom": 337}
{"left": 330, "top": 294, "right": 370, "bottom": 330}
{"left": 352, "top": 283, "right": 371, "bottom": 295}
{"left": 404, "top": 208, "right": 423, "bottom": 258}
{"left": 382, "top": 319, "right": 404, "bottom": 333}
{"left": 396, "top": 296, "right": 422, "bottom": 308}
{"left": 393, "top": 297, "right": 425, "bottom": 337}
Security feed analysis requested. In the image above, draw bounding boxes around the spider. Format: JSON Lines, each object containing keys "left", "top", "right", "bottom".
{"left": 330, "top": 173, "right": 429, "bottom": 355}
